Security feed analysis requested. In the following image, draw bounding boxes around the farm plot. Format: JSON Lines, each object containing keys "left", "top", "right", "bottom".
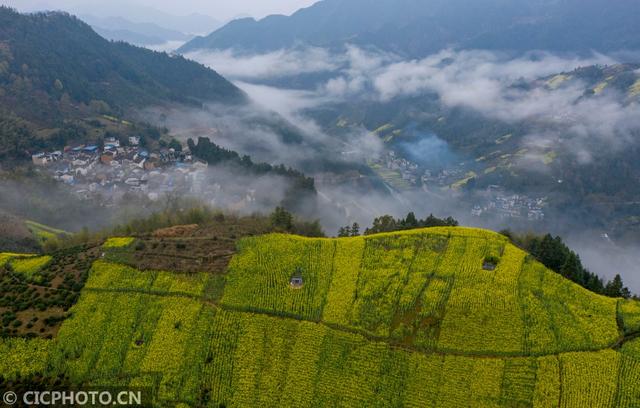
{"left": 0, "top": 252, "right": 35, "bottom": 266}
{"left": 559, "top": 351, "right": 620, "bottom": 408}
{"left": 48, "top": 288, "right": 208, "bottom": 400}
{"left": 616, "top": 356, "right": 640, "bottom": 407}
{"left": 621, "top": 338, "right": 640, "bottom": 360}
{"left": 0, "top": 246, "right": 98, "bottom": 338}
{"left": 102, "top": 237, "right": 135, "bottom": 248}
{"left": 138, "top": 297, "right": 204, "bottom": 401}
{"left": 0, "top": 337, "right": 51, "bottom": 379}
{"left": 84, "top": 260, "right": 155, "bottom": 292}
{"left": 409, "top": 236, "right": 466, "bottom": 350}
{"left": 620, "top": 299, "right": 640, "bottom": 334}
{"left": 9, "top": 255, "right": 52, "bottom": 280}
{"left": 322, "top": 238, "right": 365, "bottom": 326}
{"left": 199, "top": 310, "right": 243, "bottom": 407}
{"left": 437, "top": 240, "right": 526, "bottom": 354}
{"left": 0, "top": 285, "right": 637, "bottom": 407}
{"left": 85, "top": 260, "right": 209, "bottom": 298}
{"left": 520, "top": 258, "right": 618, "bottom": 354}
{"left": 222, "top": 235, "right": 336, "bottom": 320}
{"left": 104, "top": 236, "right": 239, "bottom": 274}
{"left": 350, "top": 234, "right": 420, "bottom": 336}
{"left": 533, "top": 356, "right": 560, "bottom": 408}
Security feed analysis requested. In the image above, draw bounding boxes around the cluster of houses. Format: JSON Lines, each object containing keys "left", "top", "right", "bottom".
{"left": 32, "top": 137, "right": 265, "bottom": 211}
{"left": 471, "top": 187, "right": 546, "bottom": 221}
{"left": 31, "top": 137, "right": 211, "bottom": 201}
{"left": 374, "top": 151, "right": 472, "bottom": 189}
{"left": 371, "top": 150, "right": 547, "bottom": 223}
{"left": 382, "top": 151, "right": 421, "bottom": 185}
{"left": 421, "top": 168, "right": 467, "bottom": 188}
{"left": 370, "top": 151, "right": 422, "bottom": 186}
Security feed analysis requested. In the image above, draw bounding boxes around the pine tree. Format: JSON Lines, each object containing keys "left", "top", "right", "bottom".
{"left": 351, "top": 222, "right": 360, "bottom": 236}
{"left": 271, "top": 207, "right": 293, "bottom": 232}
{"left": 404, "top": 212, "right": 418, "bottom": 228}
{"left": 605, "top": 275, "right": 631, "bottom": 299}
{"left": 560, "top": 252, "right": 582, "bottom": 284}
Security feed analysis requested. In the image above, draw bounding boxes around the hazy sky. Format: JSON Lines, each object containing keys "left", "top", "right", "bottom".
{"left": 0, "top": 0, "right": 318, "bottom": 21}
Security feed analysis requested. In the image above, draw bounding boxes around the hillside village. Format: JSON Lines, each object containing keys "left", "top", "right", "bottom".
{"left": 30, "top": 137, "right": 258, "bottom": 210}
{"left": 372, "top": 151, "right": 547, "bottom": 221}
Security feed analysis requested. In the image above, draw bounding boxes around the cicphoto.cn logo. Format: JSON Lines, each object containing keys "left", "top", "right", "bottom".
{"left": 2, "top": 389, "right": 150, "bottom": 407}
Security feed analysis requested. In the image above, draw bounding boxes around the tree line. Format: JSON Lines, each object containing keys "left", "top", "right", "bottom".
{"left": 188, "top": 137, "right": 317, "bottom": 212}
{"left": 338, "top": 212, "right": 459, "bottom": 237}
{"left": 501, "top": 230, "right": 634, "bottom": 299}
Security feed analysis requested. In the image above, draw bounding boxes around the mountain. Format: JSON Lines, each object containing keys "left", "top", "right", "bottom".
{"left": 0, "top": 7, "right": 244, "bottom": 127}
{"left": 35, "top": 2, "right": 222, "bottom": 36}
{"left": 0, "top": 226, "right": 639, "bottom": 405}
{"left": 180, "top": 0, "right": 640, "bottom": 56}
{"left": 155, "top": 12, "right": 222, "bottom": 36}
{"left": 81, "top": 15, "right": 192, "bottom": 47}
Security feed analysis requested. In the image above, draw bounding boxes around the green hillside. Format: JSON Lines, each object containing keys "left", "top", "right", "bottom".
{"left": 0, "top": 7, "right": 243, "bottom": 126}
{"left": 0, "top": 7, "right": 246, "bottom": 162}
{"left": 1, "top": 227, "right": 639, "bottom": 407}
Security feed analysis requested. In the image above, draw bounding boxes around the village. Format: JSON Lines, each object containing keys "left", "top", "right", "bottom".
{"left": 471, "top": 187, "right": 547, "bottom": 221}
{"left": 372, "top": 151, "right": 547, "bottom": 222}
{"left": 373, "top": 150, "right": 473, "bottom": 188}
{"left": 30, "top": 136, "right": 258, "bottom": 210}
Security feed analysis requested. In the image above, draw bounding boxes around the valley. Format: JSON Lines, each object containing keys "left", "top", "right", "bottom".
{"left": 1, "top": 1, "right": 640, "bottom": 406}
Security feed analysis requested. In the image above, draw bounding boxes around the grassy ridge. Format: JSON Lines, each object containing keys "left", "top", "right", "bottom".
{"left": 0, "top": 227, "right": 639, "bottom": 407}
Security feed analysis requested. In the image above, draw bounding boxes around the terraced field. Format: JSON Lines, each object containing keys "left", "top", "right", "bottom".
{"left": 1, "top": 227, "right": 639, "bottom": 407}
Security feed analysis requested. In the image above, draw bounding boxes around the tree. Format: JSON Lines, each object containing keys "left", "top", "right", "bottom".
{"left": 444, "top": 216, "right": 459, "bottom": 227}
{"left": 584, "top": 273, "right": 605, "bottom": 294}
{"left": 404, "top": 212, "right": 418, "bottom": 229}
{"left": 292, "top": 220, "right": 325, "bottom": 238}
{"left": 560, "top": 252, "right": 582, "bottom": 284}
{"left": 351, "top": 222, "right": 360, "bottom": 236}
{"left": 271, "top": 207, "right": 293, "bottom": 232}
{"left": 605, "top": 275, "right": 631, "bottom": 299}
{"left": 533, "top": 235, "right": 567, "bottom": 272}
{"left": 365, "top": 215, "right": 397, "bottom": 235}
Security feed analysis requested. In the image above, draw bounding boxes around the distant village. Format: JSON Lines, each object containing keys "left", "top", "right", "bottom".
{"left": 374, "top": 151, "right": 468, "bottom": 188}
{"left": 374, "top": 151, "right": 547, "bottom": 222}
{"left": 30, "top": 136, "right": 258, "bottom": 210}
{"left": 471, "top": 187, "right": 547, "bottom": 221}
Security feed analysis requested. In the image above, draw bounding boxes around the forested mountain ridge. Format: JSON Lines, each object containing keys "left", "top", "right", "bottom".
{"left": 0, "top": 7, "right": 244, "bottom": 127}
{"left": 179, "top": 0, "right": 640, "bottom": 56}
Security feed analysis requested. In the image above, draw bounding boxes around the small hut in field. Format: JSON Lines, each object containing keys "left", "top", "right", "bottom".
{"left": 290, "top": 267, "right": 304, "bottom": 289}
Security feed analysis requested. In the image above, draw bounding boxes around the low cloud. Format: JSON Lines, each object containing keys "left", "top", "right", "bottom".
{"left": 186, "top": 47, "right": 340, "bottom": 80}
{"left": 193, "top": 46, "right": 640, "bottom": 162}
